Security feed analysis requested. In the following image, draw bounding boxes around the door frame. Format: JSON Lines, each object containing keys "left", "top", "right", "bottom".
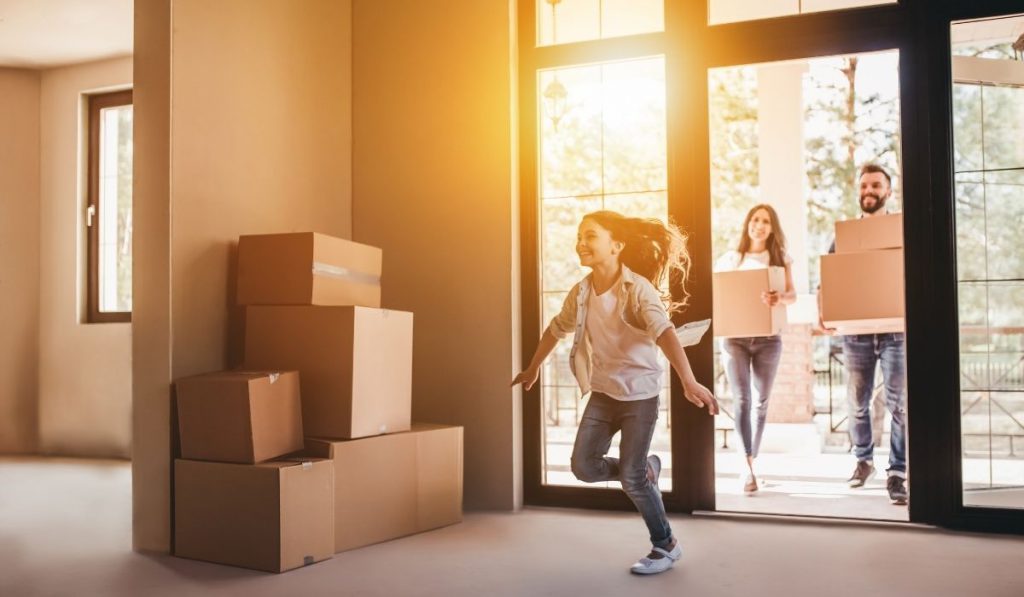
{"left": 518, "top": 0, "right": 1024, "bottom": 534}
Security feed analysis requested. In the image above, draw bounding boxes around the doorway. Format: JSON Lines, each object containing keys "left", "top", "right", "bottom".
{"left": 706, "top": 50, "right": 910, "bottom": 521}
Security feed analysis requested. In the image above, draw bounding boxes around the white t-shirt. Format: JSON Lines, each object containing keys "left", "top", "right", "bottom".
{"left": 715, "top": 249, "right": 792, "bottom": 272}
{"left": 585, "top": 279, "right": 663, "bottom": 401}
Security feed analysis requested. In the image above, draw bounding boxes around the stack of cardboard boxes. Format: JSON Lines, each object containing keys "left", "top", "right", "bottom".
{"left": 820, "top": 213, "right": 905, "bottom": 333}
{"left": 173, "top": 370, "right": 335, "bottom": 573}
{"left": 173, "top": 232, "right": 463, "bottom": 573}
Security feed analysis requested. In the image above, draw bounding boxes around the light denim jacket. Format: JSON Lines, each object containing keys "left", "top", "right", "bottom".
{"left": 546, "top": 265, "right": 674, "bottom": 395}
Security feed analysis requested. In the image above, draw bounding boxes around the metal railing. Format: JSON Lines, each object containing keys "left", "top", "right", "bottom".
{"left": 539, "top": 335, "right": 1024, "bottom": 461}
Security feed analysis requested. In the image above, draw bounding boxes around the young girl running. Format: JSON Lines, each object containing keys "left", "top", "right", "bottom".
{"left": 511, "top": 210, "right": 718, "bottom": 576}
{"left": 714, "top": 204, "right": 796, "bottom": 494}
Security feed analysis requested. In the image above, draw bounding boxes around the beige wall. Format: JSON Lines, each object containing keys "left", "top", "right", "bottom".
{"left": 352, "top": 0, "right": 521, "bottom": 510}
{"left": 133, "top": 0, "right": 353, "bottom": 552}
{"left": 0, "top": 68, "right": 41, "bottom": 454}
{"left": 37, "top": 57, "right": 133, "bottom": 458}
{"left": 169, "top": 0, "right": 352, "bottom": 377}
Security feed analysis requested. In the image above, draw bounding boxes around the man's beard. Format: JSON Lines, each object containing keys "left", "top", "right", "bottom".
{"left": 860, "top": 192, "right": 888, "bottom": 214}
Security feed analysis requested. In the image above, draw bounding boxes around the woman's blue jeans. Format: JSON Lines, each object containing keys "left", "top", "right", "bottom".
{"left": 721, "top": 335, "right": 784, "bottom": 458}
{"left": 570, "top": 392, "right": 672, "bottom": 549}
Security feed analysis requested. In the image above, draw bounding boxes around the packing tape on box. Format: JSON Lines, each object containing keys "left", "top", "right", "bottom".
{"left": 311, "top": 262, "right": 381, "bottom": 285}
{"left": 268, "top": 373, "right": 280, "bottom": 384}
{"left": 302, "top": 461, "right": 312, "bottom": 470}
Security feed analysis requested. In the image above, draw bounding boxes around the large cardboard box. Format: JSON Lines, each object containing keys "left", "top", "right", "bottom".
{"left": 237, "top": 232, "right": 382, "bottom": 307}
{"left": 712, "top": 267, "right": 787, "bottom": 338}
{"left": 304, "top": 424, "right": 463, "bottom": 553}
{"left": 174, "top": 458, "right": 334, "bottom": 573}
{"left": 244, "top": 306, "right": 413, "bottom": 439}
{"left": 834, "top": 213, "right": 903, "bottom": 253}
{"left": 175, "top": 371, "right": 303, "bottom": 463}
{"left": 820, "top": 248, "right": 905, "bottom": 333}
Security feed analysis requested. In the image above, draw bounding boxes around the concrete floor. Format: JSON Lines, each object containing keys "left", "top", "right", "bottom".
{"left": 2, "top": 457, "right": 1024, "bottom": 597}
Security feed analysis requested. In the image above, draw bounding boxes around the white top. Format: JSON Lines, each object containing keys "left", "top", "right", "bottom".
{"left": 585, "top": 278, "right": 663, "bottom": 401}
{"left": 715, "top": 249, "right": 792, "bottom": 272}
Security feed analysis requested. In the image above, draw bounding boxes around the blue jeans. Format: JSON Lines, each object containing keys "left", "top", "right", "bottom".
{"left": 721, "top": 336, "right": 783, "bottom": 458}
{"left": 843, "top": 333, "right": 907, "bottom": 475}
{"left": 571, "top": 392, "right": 672, "bottom": 549}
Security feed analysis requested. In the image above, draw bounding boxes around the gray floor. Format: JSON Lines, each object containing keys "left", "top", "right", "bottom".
{"left": 2, "top": 457, "right": 1023, "bottom": 597}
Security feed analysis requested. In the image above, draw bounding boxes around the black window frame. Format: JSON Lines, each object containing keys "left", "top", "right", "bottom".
{"left": 519, "top": 0, "right": 1024, "bottom": 534}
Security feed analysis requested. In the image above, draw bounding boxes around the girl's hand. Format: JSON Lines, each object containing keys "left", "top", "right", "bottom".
{"left": 510, "top": 367, "right": 540, "bottom": 391}
{"left": 761, "top": 290, "right": 780, "bottom": 307}
{"left": 683, "top": 379, "right": 719, "bottom": 415}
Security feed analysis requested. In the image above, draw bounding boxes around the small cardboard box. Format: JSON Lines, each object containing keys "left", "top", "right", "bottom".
{"left": 175, "top": 370, "right": 303, "bottom": 464}
{"left": 834, "top": 213, "right": 903, "bottom": 253}
{"left": 304, "top": 424, "right": 463, "bottom": 553}
{"left": 820, "top": 248, "right": 905, "bottom": 333}
{"left": 237, "top": 232, "right": 382, "bottom": 307}
{"left": 243, "top": 306, "right": 413, "bottom": 439}
{"left": 174, "top": 458, "right": 334, "bottom": 573}
{"left": 712, "top": 267, "right": 787, "bottom": 338}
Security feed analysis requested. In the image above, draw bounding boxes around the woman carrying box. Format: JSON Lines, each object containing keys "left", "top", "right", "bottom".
{"left": 715, "top": 204, "right": 796, "bottom": 494}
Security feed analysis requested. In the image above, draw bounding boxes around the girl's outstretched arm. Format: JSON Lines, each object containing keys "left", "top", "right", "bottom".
{"left": 656, "top": 329, "right": 720, "bottom": 415}
{"left": 510, "top": 328, "right": 560, "bottom": 391}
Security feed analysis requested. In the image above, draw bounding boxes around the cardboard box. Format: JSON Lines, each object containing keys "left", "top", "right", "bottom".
{"left": 834, "top": 213, "right": 903, "bottom": 253}
{"left": 237, "top": 232, "right": 382, "bottom": 307}
{"left": 712, "top": 267, "right": 787, "bottom": 338}
{"left": 820, "top": 248, "right": 905, "bottom": 333}
{"left": 304, "top": 424, "right": 463, "bottom": 553}
{"left": 174, "top": 458, "right": 334, "bottom": 573}
{"left": 175, "top": 371, "right": 304, "bottom": 464}
{"left": 244, "top": 306, "right": 413, "bottom": 439}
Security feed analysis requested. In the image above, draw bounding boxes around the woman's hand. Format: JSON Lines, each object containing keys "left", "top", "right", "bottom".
{"left": 510, "top": 367, "right": 540, "bottom": 391}
{"left": 683, "top": 379, "right": 719, "bottom": 415}
{"left": 761, "top": 290, "right": 780, "bottom": 307}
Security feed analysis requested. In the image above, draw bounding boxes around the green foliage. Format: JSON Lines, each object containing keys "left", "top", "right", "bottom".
{"left": 709, "top": 66, "right": 759, "bottom": 261}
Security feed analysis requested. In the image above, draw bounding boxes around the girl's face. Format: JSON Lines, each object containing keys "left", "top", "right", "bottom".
{"left": 577, "top": 219, "right": 623, "bottom": 268}
{"left": 746, "top": 208, "right": 773, "bottom": 244}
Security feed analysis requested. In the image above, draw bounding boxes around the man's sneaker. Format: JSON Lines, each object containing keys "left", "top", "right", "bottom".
{"left": 646, "top": 454, "right": 662, "bottom": 486}
{"left": 887, "top": 475, "right": 908, "bottom": 505}
{"left": 847, "top": 461, "right": 876, "bottom": 488}
{"left": 630, "top": 542, "right": 682, "bottom": 575}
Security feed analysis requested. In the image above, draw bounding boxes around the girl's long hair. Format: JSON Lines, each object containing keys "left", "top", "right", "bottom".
{"left": 583, "top": 210, "right": 691, "bottom": 314}
{"left": 735, "top": 204, "right": 788, "bottom": 267}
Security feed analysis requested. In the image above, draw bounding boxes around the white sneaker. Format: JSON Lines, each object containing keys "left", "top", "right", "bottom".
{"left": 629, "top": 543, "right": 682, "bottom": 575}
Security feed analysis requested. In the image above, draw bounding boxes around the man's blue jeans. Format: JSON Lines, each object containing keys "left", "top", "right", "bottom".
{"left": 721, "top": 335, "right": 784, "bottom": 458}
{"left": 843, "top": 333, "right": 907, "bottom": 476}
{"left": 571, "top": 392, "right": 672, "bottom": 549}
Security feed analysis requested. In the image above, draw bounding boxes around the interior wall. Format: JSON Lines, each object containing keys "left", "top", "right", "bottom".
{"left": 352, "top": 0, "right": 521, "bottom": 510}
{"left": 37, "top": 56, "right": 133, "bottom": 458}
{"left": 133, "top": 0, "right": 353, "bottom": 552}
{"left": 0, "top": 68, "right": 41, "bottom": 454}
{"left": 169, "top": 0, "right": 353, "bottom": 378}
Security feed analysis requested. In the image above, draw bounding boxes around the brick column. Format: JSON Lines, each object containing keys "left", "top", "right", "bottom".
{"left": 767, "top": 323, "right": 816, "bottom": 422}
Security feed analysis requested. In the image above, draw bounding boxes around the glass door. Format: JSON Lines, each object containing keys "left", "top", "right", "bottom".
{"left": 520, "top": 0, "right": 683, "bottom": 509}
{"left": 951, "top": 13, "right": 1024, "bottom": 511}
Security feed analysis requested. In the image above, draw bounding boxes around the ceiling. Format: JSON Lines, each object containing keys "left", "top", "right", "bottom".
{"left": 952, "top": 14, "right": 1024, "bottom": 47}
{"left": 0, "top": 0, "right": 132, "bottom": 69}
